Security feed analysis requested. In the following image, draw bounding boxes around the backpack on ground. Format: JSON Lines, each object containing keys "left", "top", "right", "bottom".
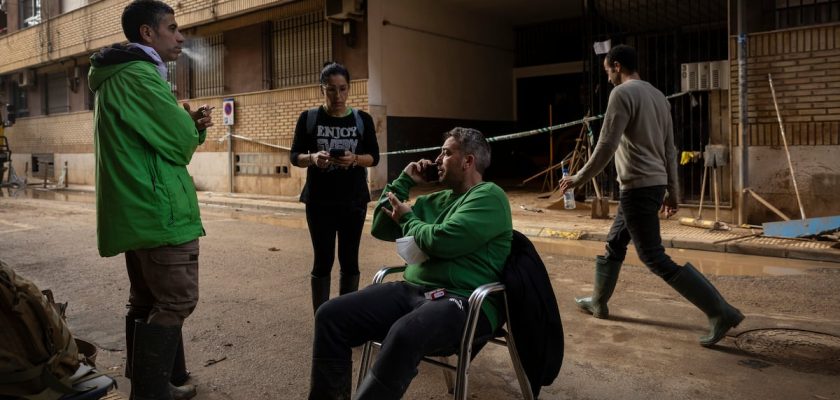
{"left": 0, "top": 259, "right": 80, "bottom": 399}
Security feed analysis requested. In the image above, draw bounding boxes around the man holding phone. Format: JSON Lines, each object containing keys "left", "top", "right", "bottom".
{"left": 307, "top": 127, "right": 512, "bottom": 399}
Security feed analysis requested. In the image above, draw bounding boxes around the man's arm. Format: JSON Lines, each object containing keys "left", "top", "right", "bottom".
{"left": 371, "top": 172, "right": 416, "bottom": 242}
{"left": 566, "top": 89, "right": 630, "bottom": 189}
{"left": 401, "top": 187, "right": 510, "bottom": 259}
{"left": 663, "top": 107, "right": 680, "bottom": 208}
{"left": 114, "top": 64, "right": 201, "bottom": 166}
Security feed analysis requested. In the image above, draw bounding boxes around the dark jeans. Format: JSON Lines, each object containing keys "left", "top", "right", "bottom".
{"left": 312, "top": 281, "right": 491, "bottom": 396}
{"left": 305, "top": 203, "right": 366, "bottom": 278}
{"left": 604, "top": 186, "right": 680, "bottom": 281}
{"left": 125, "top": 239, "right": 200, "bottom": 327}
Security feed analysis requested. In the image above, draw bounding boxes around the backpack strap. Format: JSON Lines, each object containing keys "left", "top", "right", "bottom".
{"left": 352, "top": 108, "right": 364, "bottom": 140}
{"left": 306, "top": 107, "right": 319, "bottom": 137}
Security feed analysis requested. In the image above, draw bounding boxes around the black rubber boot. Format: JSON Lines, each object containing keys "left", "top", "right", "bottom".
{"left": 575, "top": 256, "right": 622, "bottom": 319}
{"left": 307, "top": 358, "right": 351, "bottom": 400}
{"left": 354, "top": 372, "right": 402, "bottom": 400}
{"left": 338, "top": 273, "right": 359, "bottom": 296}
{"left": 667, "top": 263, "right": 745, "bottom": 347}
{"left": 170, "top": 337, "right": 191, "bottom": 386}
{"left": 125, "top": 316, "right": 139, "bottom": 379}
{"left": 311, "top": 275, "right": 331, "bottom": 314}
{"left": 131, "top": 321, "right": 196, "bottom": 400}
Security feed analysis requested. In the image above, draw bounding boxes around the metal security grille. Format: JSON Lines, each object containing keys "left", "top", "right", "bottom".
{"left": 46, "top": 72, "right": 69, "bottom": 115}
{"left": 191, "top": 33, "right": 225, "bottom": 98}
{"left": 776, "top": 0, "right": 840, "bottom": 29}
{"left": 272, "top": 12, "right": 332, "bottom": 89}
{"left": 584, "top": 0, "right": 729, "bottom": 205}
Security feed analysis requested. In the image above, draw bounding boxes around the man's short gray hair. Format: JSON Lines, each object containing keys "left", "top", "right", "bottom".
{"left": 444, "top": 127, "right": 491, "bottom": 174}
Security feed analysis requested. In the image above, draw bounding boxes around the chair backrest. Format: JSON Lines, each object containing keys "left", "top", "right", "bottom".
{"left": 501, "top": 230, "right": 564, "bottom": 397}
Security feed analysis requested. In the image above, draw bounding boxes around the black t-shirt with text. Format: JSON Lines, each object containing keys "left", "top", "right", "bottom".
{"left": 290, "top": 107, "right": 380, "bottom": 206}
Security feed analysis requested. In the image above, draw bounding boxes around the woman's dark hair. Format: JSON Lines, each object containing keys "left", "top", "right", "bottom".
{"left": 320, "top": 62, "right": 350, "bottom": 85}
{"left": 122, "top": 0, "right": 175, "bottom": 43}
{"left": 605, "top": 44, "right": 638, "bottom": 73}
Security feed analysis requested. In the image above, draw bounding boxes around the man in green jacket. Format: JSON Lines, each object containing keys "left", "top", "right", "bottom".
{"left": 88, "top": 1, "right": 212, "bottom": 399}
{"left": 308, "top": 127, "right": 512, "bottom": 399}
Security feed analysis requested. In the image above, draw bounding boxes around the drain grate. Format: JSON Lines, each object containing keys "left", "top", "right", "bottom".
{"left": 735, "top": 329, "right": 840, "bottom": 375}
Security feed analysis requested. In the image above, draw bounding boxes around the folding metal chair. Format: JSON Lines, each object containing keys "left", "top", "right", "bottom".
{"left": 356, "top": 265, "right": 534, "bottom": 400}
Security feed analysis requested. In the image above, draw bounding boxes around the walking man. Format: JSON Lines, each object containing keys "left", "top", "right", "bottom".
{"left": 89, "top": 1, "right": 212, "bottom": 397}
{"left": 559, "top": 44, "right": 743, "bottom": 346}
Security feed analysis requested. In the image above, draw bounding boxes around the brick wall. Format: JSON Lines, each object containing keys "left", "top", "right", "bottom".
{"left": 730, "top": 23, "right": 840, "bottom": 147}
{"left": 0, "top": 0, "right": 318, "bottom": 75}
{"left": 6, "top": 79, "right": 368, "bottom": 155}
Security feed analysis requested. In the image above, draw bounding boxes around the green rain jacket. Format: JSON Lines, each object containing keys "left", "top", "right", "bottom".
{"left": 89, "top": 45, "right": 205, "bottom": 257}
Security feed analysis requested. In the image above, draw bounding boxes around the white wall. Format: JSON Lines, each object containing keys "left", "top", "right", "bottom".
{"left": 367, "top": 0, "right": 515, "bottom": 121}
{"left": 187, "top": 152, "right": 231, "bottom": 192}
{"left": 56, "top": 153, "right": 95, "bottom": 186}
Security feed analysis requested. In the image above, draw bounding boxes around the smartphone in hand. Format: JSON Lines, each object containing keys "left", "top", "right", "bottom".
{"left": 330, "top": 149, "right": 346, "bottom": 158}
{"left": 423, "top": 165, "right": 439, "bottom": 182}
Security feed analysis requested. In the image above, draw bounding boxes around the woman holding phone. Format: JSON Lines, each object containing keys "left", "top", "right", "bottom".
{"left": 290, "top": 62, "right": 380, "bottom": 313}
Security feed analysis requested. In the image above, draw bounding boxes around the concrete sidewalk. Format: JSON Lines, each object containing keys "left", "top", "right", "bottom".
{"left": 53, "top": 184, "right": 840, "bottom": 263}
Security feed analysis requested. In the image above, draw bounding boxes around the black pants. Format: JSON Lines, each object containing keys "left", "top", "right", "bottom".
{"left": 312, "top": 282, "right": 491, "bottom": 396}
{"left": 604, "top": 185, "right": 680, "bottom": 280}
{"left": 305, "top": 203, "right": 366, "bottom": 278}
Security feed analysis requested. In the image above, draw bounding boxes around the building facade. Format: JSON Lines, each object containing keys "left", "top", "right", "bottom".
{"left": 1, "top": 0, "right": 839, "bottom": 224}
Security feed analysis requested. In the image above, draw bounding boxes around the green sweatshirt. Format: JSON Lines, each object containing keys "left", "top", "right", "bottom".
{"left": 371, "top": 173, "right": 512, "bottom": 329}
{"left": 89, "top": 49, "right": 205, "bottom": 257}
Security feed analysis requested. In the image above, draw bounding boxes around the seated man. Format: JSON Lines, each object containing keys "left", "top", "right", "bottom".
{"left": 308, "top": 127, "right": 512, "bottom": 400}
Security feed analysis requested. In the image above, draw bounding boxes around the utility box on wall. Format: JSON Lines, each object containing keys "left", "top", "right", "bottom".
{"left": 681, "top": 60, "right": 729, "bottom": 91}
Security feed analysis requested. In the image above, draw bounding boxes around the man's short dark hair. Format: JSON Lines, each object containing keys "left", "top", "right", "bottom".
{"left": 606, "top": 44, "right": 638, "bottom": 73}
{"left": 444, "top": 127, "right": 491, "bottom": 175}
{"left": 122, "top": 0, "right": 175, "bottom": 43}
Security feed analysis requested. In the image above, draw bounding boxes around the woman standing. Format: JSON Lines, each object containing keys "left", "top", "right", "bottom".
{"left": 290, "top": 62, "right": 380, "bottom": 313}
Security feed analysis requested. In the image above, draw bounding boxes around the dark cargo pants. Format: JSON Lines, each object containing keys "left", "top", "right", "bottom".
{"left": 125, "top": 239, "right": 200, "bottom": 327}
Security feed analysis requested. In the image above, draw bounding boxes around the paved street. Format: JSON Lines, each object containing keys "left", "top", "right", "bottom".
{"left": 2, "top": 191, "right": 839, "bottom": 399}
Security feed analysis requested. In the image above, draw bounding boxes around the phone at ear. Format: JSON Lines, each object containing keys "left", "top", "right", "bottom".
{"left": 330, "top": 149, "right": 346, "bottom": 158}
{"left": 423, "top": 165, "right": 439, "bottom": 182}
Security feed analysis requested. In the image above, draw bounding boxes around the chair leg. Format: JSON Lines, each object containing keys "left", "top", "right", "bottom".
{"left": 356, "top": 341, "right": 374, "bottom": 390}
{"left": 437, "top": 356, "right": 455, "bottom": 394}
{"left": 503, "top": 330, "right": 534, "bottom": 400}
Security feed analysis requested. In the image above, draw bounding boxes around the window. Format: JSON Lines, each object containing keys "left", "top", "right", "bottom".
{"left": 190, "top": 33, "right": 224, "bottom": 98}
{"left": 10, "top": 83, "right": 29, "bottom": 118}
{"left": 1, "top": 0, "right": 8, "bottom": 35}
{"left": 20, "top": 0, "right": 41, "bottom": 28}
{"left": 46, "top": 71, "right": 69, "bottom": 114}
{"left": 776, "top": 0, "right": 840, "bottom": 28}
{"left": 272, "top": 12, "right": 332, "bottom": 88}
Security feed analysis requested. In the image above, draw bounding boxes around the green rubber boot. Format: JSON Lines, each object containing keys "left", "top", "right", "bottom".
{"left": 575, "top": 256, "right": 622, "bottom": 319}
{"left": 667, "top": 263, "right": 745, "bottom": 347}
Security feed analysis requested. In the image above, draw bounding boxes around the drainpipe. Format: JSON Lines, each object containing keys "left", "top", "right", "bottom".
{"left": 737, "top": 0, "right": 749, "bottom": 226}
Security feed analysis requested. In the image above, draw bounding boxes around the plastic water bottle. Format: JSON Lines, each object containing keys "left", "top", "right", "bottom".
{"left": 562, "top": 167, "right": 576, "bottom": 210}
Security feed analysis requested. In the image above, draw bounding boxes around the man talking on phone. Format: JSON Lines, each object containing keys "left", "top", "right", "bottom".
{"left": 306, "top": 127, "right": 512, "bottom": 399}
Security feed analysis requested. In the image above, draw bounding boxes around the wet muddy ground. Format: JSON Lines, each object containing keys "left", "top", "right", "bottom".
{"left": 2, "top": 193, "right": 840, "bottom": 399}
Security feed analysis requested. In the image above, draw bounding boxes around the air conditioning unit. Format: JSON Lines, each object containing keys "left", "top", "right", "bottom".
{"left": 16, "top": 70, "right": 36, "bottom": 88}
{"left": 709, "top": 60, "right": 730, "bottom": 90}
{"left": 680, "top": 63, "right": 698, "bottom": 92}
{"left": 325, "top": 0, "right": 364, "bottom": 23}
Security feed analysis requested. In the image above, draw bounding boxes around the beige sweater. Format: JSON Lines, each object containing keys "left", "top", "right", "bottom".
{"left": 573, "top": 79, "right": 679, "bottom": 201}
